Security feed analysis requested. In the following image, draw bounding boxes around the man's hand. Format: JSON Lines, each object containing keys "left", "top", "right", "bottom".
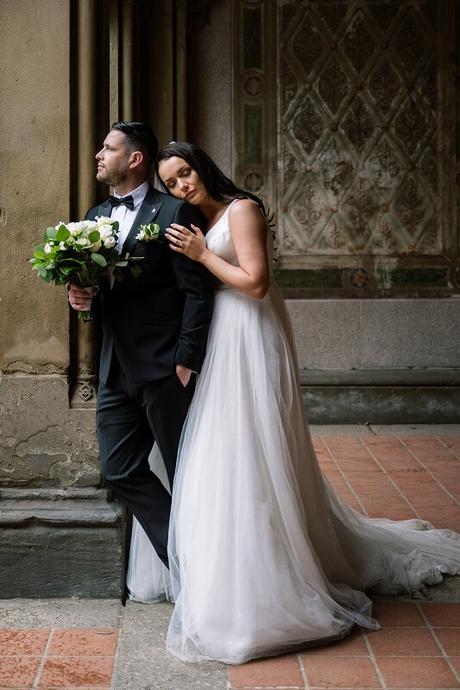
{"left": 176, "top": 364, "right": 192, "bottom": 388}
{"left": 68, "top": 283, "right": 97, "bottom": 312}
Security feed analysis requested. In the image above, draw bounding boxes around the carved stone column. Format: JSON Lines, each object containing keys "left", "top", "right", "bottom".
{"left": 120, "top": 0, "right": 135, "bottom": 121}
{"left": 69, "top": 0, "right": 99, "bottom": 408}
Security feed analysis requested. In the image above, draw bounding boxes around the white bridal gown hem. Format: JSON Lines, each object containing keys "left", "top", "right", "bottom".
{"left": 127, "top": 201, "right": 460, "bottom": 664}
{"left": 127, "top": 446, "right": 173, "bottom": 604}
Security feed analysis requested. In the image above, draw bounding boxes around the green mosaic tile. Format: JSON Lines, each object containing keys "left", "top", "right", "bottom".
{"left": 243, "top": 6, "right": 262, "bottom": 70}
{"left": 245, "top": 104, "right": 262, "bottom": 165}
{"left": 377, "top": 268, "right": 449, "bottom": 288}
{"left": 274, "top": 269, "right": 342, "bottom": 289}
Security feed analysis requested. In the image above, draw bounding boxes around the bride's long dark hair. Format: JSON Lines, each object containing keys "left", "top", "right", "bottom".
{"left": 157, "top": 141, "right": 269, "bottom": 218}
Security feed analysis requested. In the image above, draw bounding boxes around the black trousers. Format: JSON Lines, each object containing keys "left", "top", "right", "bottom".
{"left": 96, "top": 357, "right": 195, "bottom": 568}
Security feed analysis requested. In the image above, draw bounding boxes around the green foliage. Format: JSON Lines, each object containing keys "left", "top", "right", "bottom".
{"left": 31, "top": 217, "right": 146, "bottom": 296}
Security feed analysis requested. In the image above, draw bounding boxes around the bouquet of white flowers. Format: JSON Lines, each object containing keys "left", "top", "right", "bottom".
{"left": 31, "top": 216, "right": 141, "bottom": 321}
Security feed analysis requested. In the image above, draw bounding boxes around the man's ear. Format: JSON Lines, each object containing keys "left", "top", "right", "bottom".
{"left": 129, "top": 150, "right": 144, "bottom": 170}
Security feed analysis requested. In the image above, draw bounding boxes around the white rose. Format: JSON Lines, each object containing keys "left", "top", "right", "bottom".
{"left": 103, "top": 236, "right": 116, "bottom": 249}
{"left": 44, "top": 243, "right": 53, "bottom": 254}
{"left": 76, "top": 237, "right": 91, "bottom": 247}
{"left": 96, "top": 216, "right": 112, "bottom": 225}
{"left": 67, "top": 222, "right": 81, "bottom": 236}
{"left": 83, "top": 220, "right": 97, "bottom": 232}
{"left": 99, "top": 225, "right": 113, "bottom": 239}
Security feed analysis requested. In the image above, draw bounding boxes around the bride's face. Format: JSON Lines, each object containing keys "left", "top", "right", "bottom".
{"left": 159, "top": 156, "right": 207, "bottom": 206}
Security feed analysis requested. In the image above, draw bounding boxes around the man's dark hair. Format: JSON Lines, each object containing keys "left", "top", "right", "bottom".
{"left": 111, "top": 121, "right": 158, "bottom": 168}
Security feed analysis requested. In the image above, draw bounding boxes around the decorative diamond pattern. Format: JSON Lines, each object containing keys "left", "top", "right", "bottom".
{"left": 318, "top": 137, "right": 354, "bottom": 201}
{"left": 342, "top": 175, "right": 379, "bottom": 249}
{"left": 280, "top": 56, "right": 299, "bottom": 109}
{"left": 392, "top": 12, "right": 429, "bottom": 79}
{"left": 292, "top": 96, "right": 324, "bottom": 156}
{"left": 342, "top": 9, "right": 375, "bottom": 74}
{"left": 393, "top": 96, "right": 430, "bottom": 157}
{"left": 368, "top": 3, "right": 400, "bottom": 34}
{"left": 366, "top": 136, "right": 404, "bottom": 195}
{"left": 316, "top": 2, "right": 349, "bottom": 37}
{"left": 291, "top": 12, "right": 324, "bottom": 77}
{"left": 368, "top": 58, "right": 401, "bottom": 110}
{"left": 318, "top": 55, "right": 350, "bottom": 115}
{"left": 394, "top": 175, "right": 432, "bottom": 239}
{"left": 280, "top": 0, "right": 442, "bottom": 256}
{"left": 283, "top": 149, "right": 298, "bottom": 187}
{"left": 342, "top": 97, "right": 374, "bottom": 153}
{"left": 278, "top": 0, "right": 442, "bottom": 257}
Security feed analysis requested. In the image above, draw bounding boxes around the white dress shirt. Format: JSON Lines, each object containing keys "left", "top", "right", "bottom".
{"left": 111, "top": 180, "right": 149, "bottom": 253}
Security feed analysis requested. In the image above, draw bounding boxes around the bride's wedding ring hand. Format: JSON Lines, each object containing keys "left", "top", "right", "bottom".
{"left": 165, "top": 223, "right": 207, "bottom": 262}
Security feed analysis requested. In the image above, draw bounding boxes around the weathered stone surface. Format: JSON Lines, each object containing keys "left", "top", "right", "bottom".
{"left": 112, "top": 602, "right": 227, "bottom": 690}
{"left": 0, "top": 376, "right": 99, "bottom": 487}
{"left": 302, "top": 385, "right": 460, "bottom": 424}
{"left": 0, "top": 598, "right": 122, "bottom": 628}
{"left": 0, "top": 488, "right": 124, "bottom": 598}
{"left": 287, "top": 299, "right": 460, "bottom": 370}
{"left": 0, "top": 0, "right": 70, "bottom": 375}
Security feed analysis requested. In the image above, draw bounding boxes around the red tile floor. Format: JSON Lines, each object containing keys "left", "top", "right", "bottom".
{"left": 1, "top": 434, "right": 459, "bottom": 689}
{"left": 0, "top": 628, "right": 117, "bottom": 689}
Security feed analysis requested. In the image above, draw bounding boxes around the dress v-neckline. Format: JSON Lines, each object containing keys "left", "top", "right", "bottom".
{"left": 206, "top": 200, "right": 237, "bottom": 234}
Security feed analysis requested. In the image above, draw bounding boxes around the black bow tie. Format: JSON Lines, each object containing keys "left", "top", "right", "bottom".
{"left": 108, "top": 194, "right": 135, "bottom": 211}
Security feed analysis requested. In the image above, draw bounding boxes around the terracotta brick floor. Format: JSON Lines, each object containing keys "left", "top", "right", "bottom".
{"left": 228, "top": 602, "right": 460, "bottom": 689}
{"left": 0, "top": 628, "right": 117, "bottom": 689}
{"left": 1, "top": 434, "right": 459, "bottom": 689}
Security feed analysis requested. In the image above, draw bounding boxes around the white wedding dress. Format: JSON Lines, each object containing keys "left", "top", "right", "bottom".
{"left": 127, "top": 201, "right": 460, "bottom": 664}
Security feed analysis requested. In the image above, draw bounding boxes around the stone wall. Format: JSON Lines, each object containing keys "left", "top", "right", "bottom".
{"left": 0, "top": 0, "right": 70, "bottom": 376}
{"left": 0, "top": 0, "right": 123, "bottom": 598}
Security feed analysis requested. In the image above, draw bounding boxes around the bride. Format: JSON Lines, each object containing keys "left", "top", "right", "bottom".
{"left": 127, "top": 141, "right": 460, "bottom": 665}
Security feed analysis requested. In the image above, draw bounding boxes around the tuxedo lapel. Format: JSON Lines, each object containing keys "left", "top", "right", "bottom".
{"left": 122, "top": 187, "right": 164, "bottom": 255}
{"left": 96, "top": 200, "right": 112, "bottom": 219}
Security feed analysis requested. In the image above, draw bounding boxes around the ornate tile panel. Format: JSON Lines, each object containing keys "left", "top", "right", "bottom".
{"left": 233, "top": 0, "right": 458, "bottom": 295}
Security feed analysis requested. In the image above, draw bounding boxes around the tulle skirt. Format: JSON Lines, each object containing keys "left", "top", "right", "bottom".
{"left": 128, "top": 284, "right": 460, "bottom": 664}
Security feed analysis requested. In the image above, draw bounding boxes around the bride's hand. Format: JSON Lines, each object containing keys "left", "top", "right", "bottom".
{"left": 165, "top": 223, "right": 207, "bottom": 262}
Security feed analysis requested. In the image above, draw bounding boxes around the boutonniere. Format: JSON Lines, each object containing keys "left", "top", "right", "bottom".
{"left": 136, "top": 223, "right": 161, "bottom": 241}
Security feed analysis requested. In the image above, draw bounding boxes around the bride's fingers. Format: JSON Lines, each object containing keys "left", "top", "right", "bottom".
{"left": 190, "top": 224, "right": 203, "bottom": 237}
{"left": 169, "top": 223, "right": 189, "bottom": 236}
{"left": 165, "top": 232, "right": 184, "bottom": 248}
{"left": 168, "top": 241, "right": 183, "bottom": 253}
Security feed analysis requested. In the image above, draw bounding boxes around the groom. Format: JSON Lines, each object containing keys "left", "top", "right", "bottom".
{"left": 68, "top": 121, "right": 215, "bottom": 568}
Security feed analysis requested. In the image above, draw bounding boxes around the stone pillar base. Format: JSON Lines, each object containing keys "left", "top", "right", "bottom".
{"left": 0, "top": 488, "right": 124, "bottom": 598}
{"left": 301, "top": 369, "right": 460, "bottom": 424}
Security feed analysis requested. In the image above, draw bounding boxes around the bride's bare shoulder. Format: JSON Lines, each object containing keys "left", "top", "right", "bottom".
{"left": 229, "top": 198, "right": 264, "bottom": 223}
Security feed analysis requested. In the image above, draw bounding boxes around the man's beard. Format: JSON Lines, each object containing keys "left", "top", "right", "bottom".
{"left": 97, "top": 167, "right": 128, "bottom": 188}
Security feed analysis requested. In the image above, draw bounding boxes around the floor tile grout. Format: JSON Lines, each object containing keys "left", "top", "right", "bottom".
{"left": 359, "top": 437, "right": 422, "bottom": 519}
{"left": 417, "top": 602, "right": 460, "bottom": 687}
{"left": 296, "top": 652, "right": 309, "bottom": 689}
{"left": 437, "top": 436, "right": 460, "bottom": 462}
{"left": 363, "top": 631, "right": 387, "bottom": 690}
{"left": 110, "top": 613, "right": 124, "bottom": 690}
{"left": 400, "top": 439, "right": 460, "bottom": 508}
{"left": 31, "top": 628, "right": 53, "bottom": 690}
{"left": 320, "top": 437, "right": 368, "bottom": 514}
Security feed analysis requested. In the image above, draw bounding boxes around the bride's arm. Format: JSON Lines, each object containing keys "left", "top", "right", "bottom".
{"left": 166, "top": 199, "right": 270, "bottom": 300}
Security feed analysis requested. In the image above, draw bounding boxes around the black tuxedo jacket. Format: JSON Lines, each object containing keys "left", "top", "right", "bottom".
{"left": 86, "top": 186, "right": 215, "bottom": 385}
